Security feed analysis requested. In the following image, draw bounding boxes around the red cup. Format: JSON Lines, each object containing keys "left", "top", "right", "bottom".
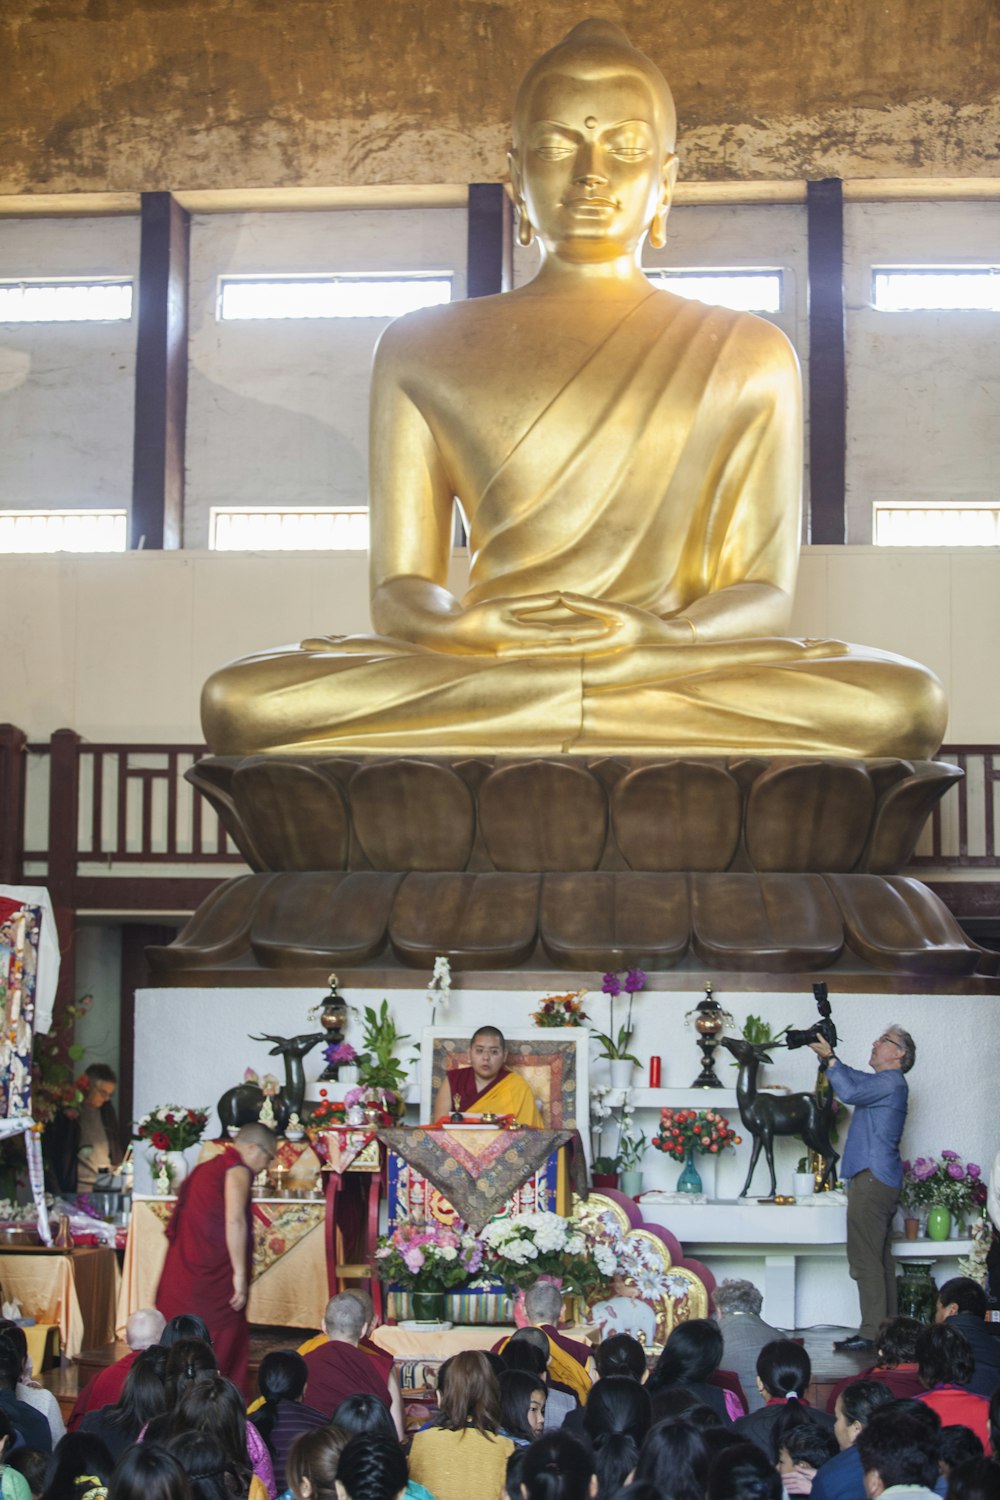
{"left": 649, "top": 1056, "right": 661, "bottom": 1087}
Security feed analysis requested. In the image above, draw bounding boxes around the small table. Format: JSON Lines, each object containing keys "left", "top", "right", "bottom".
{"left": 0, "top": 1247, "right": 118, "bottom": 1359}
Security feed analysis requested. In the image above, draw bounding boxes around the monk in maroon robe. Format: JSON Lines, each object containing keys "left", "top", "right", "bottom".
{"left": 155, "top": 1123, "right": 276, "bottom": 1395}
{"left": 432, "top": 1026, "right": 541, "bottom": 1125}
{"left": 302, "top": 1292, "right": 395, "bottom": 1425}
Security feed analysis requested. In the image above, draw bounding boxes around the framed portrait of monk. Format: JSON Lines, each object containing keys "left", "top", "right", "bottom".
{"left": 419, "top": 1026, "right": 590, "bottom": 1165}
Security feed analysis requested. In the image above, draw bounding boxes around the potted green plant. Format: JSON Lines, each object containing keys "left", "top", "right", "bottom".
{"left": 618, "top": 1104, "right": 648, "bottom": 1198}
{"left": 355, "top": 1001, "right": 412, "bottom": 1118}
{"left": 794, "top": 1155, "right": 816, "bottom": 1199}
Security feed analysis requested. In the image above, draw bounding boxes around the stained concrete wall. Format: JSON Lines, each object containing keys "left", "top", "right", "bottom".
{"left": 844, "top": 199, "right": 1000, "bottom": 543}
{"left": 185, "top": 206, "right": 468, "bottom": 547}
{"left": 3, "top": 1, "right": 1000, "bottom": 196}
{"left": 0, "top": 215, "right": 139, "bottom": 509}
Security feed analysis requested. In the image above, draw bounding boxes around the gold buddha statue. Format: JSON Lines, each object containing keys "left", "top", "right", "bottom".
{"left": 202, "top": 20, "right": 946, "bottom": 760}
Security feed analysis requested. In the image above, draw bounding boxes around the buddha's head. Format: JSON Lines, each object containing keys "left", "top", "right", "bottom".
{"left": 509, "top": 20, "right": 679, "bottom": 262}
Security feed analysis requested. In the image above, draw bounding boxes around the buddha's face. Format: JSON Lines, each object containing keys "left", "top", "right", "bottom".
{"left": 512, "top": 64, "right": 676, "bottom": 262}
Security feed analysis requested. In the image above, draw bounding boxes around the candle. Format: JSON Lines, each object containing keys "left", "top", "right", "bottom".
{"left": 649, "top": 1056, "right": 661, "bottom": 1088}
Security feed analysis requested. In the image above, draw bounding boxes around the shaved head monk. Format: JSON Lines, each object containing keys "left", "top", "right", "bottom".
{"left": 433, "top": 1027, "right": 542, "bottom": 1126}
{"left": 155, "top": 1122, "right": 276, "bottom": 1395}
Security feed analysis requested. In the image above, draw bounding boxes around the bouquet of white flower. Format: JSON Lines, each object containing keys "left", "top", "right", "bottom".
{"left": 480, "top": 1211, "right": 603, "bottom": 1296}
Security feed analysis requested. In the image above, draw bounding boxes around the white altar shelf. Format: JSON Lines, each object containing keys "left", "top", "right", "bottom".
{"left": 637, "top": 1197, "right": 972, "bottom": 1328}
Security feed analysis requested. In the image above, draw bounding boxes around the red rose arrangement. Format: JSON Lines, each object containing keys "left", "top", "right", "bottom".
{"left": 653, "top": 1107, "right": 741, "bottom": 1161}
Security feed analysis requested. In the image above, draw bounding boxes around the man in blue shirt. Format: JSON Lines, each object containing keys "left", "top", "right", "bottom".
{"left": 810, "top": 1025, "right": 915, "bottom": 1353}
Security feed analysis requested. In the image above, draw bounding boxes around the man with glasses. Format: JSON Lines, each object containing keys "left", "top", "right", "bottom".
{"left": 43, "top": 1062, "right": 122, "bottom": 1193}
{"left": 810, "top": 1026, "right": 915, "bottom": 1353}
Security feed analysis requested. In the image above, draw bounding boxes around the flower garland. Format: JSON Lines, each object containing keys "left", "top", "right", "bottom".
{"left": 652, "top": 1107, "right": 741, "bottom": 1162}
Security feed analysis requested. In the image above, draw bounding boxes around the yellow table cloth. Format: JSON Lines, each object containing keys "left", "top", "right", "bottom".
{"left": 0, "top": 1247, "right": 118, "bottom": 1358}
{"left": 118, "top": 1196, "right": 329, "bottom": 1335}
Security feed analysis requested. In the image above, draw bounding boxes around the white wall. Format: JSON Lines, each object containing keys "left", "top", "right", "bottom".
{"left": 844, "top": 200, "right": 1000, "bottom": 544}
{"left": 0, "top": 216, "right": 140, "bottom": 509}
{"left": 0, "top": 546, "right": 996, "bottom": 745}
{"left": 184, "top": 207, "right": 469, "bottom": 546}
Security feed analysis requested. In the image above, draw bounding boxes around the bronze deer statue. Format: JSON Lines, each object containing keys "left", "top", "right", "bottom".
{"left": 217, "top": 1029, "right": 326, "bottom": 1134}
{"left": 720, "top": 1036, "right": 839, "bottom": 1198}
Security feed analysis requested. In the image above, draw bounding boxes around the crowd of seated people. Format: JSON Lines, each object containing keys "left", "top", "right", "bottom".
{"left": 3, "top": 1276, "right": 1000, "bottom": 1500}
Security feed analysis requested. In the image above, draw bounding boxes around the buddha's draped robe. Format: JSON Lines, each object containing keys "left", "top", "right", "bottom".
{"left": 202, "top": 293, "right": 946, "bottom": 760}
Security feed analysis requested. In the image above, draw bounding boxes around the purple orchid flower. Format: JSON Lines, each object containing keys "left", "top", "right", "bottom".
{"left": 602, "top": 972, "right": 622, "bottom": 997}
{"left": 624, "top": 967, "right": 647, "bottom": 994}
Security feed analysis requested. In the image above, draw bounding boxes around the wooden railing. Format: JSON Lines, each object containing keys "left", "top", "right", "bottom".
{"left": 3, "top": 728, "right": 999, "bottom": 905}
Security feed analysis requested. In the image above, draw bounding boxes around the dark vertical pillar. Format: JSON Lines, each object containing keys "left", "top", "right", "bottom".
{"left": 47, "top": 729, "right": 81, "bottom": 1012}
{"left": 120, "top": 922, "right": 176, "bottom": 1128}
{"left": 130, "top": 192, "right": 190, "bottom": 550}
{"left": 467, "top": 183, "right": 512, "bottom": 299}
{"left": 807, "top": 179, "right": 847, "bottom": 544}
{"left": 0, "top": 724, "right": 27, "bottom": 885}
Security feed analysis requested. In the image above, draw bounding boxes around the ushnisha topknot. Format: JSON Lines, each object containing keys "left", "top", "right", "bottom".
{"left": 512, "top": 18, "right": 677, "bottom": 151}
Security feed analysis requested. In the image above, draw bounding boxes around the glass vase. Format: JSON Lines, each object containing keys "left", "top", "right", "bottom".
{"left": 677, "top": 1147, "right": 703, "bottom": 1194}
{"left": 410, "top": 1290, "right": 447, "bottom": 1323}
{"left": 926, "top": 1204, "right": 951, "bottom": 1241}
{"left": 895, "top": 1259, "right": 938, "bottom": 1323}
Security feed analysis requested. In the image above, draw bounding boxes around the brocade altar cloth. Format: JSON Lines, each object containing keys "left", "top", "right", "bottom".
{"left": 379, "top": 1126, "right": 587, "bottom": 1233}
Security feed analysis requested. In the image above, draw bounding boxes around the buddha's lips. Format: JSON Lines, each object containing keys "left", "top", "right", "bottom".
{"left": 563, "top": 195, "right": 619, "bottom": 210}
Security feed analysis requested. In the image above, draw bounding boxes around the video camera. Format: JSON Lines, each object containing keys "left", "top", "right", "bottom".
{"left": 784, "top": 982, "right": 838, "bottom": 1054}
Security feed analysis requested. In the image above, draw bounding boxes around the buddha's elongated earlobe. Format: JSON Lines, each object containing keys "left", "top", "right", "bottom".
{"left": 648, "top": 205, "right": 668, "bottom": 250}
{"left": 517, "top": 205, "right": 534, "bottom": 247}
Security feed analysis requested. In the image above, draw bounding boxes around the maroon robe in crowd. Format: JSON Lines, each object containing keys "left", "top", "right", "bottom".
{"left": 156, "top": 1144, "right": 253, "bottom": 1394}
{"left": 302, "top": 1338, "right": 392, "bottom": 1417}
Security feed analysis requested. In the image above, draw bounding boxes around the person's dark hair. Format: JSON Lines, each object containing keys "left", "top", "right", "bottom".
{"left": 874, "top": 1316, "right": 923, "bottom": 1367}
{"left": 677, "top": 1403, "right": 723, "bottom": 1431}
{"left": 917, "top": 1322, "right": 975, "bottom": 1389}
{"left": 286, "top": 1427, "right": 348, "bottom": 1500}
{"left": 633, "top": 1417, "right": 709, "bottom": 1500}
{"left": 947, "top": 1459, "right": 1000, "bottom": 1500}
{"left": 774, "top": 1407, "right": 838, "bottom": 1471}
{"left": 700, "top": 1429, "right": 749, "bottom": 1461}
{"left": 502, "top": 1340, "right": 548, "bottom": 1378}
{"left": 649, "top": 1387, "right": 701, "bottom": 1424}
{"left": 755, "top": 1341, "right": 811, "bottom": 1400}
{"left": 160, "top": 1316, "right": 213, "bottom": 1350}
{"left": 595, "top": 1334, "right": 647, "bottom": 1382}
{"left": 86, "top": 1064, "right": 117, "bottom": 1085}
{"left": 505, "top": 1447, "right": 530, "bottom": 1500}
{"left": 857, "top": 1409, "right": 940, "bottom": 1491}
{"left": 838, "top": 1379, "right": 896, "bottom": 1430}
{"left": 939, "top": 1426, "right": 985, "bottom": 1474}
{"left": 888, "top": 1398, "right": 942, "bottom": 1436}
{"left": 0, "top": 1410, "right": 15, "bottom": 1451}
{"left": 0, "top": 1344, "right": 20, "bottom": 1391}
{"left": 163, "top": 1339, "right": 218, "bottom": 1407}
{"left": 608, "top": 1486, "right": 661, "bottom": 1500}
{"left": 437, "top": 1350, "right": 501, "bottom": 1435}
{"left": 253, "top": 1351, "right": 308, "bottom": 1450}
{"left": 484, "top": 1351, "right": 507, "bottom": 1380}
{"left": 43, "top": 1433, "right": 116, "bottom": 1500}
{"left": 648, "top": 1319, "right": 724, "bottom": 1392}
{"left": 110, "top": 1443, "right": 191, "bottom": 1500}
{"left": 707, "top": 1443, "right": 783, "bottom": 1500}
{"left": 335, "top": 1435, "right": 407, "bottom": 1500}
{"left": 330, "top": 1394, "right": 396, "bottom": 1442}
{"left": 0, "top": 1320, "right": 28, "bottom": 1368}
{"left": 156, "top": 1375, "right": 250, "bottom": 1492}
{"left": 165, "top": 1431, "right": 242, "bottom": 1500}
{"left": 520, "top": 1433, "right": 596, "bottom": 1500}
{"left": 499, "top": 1370, "right": 546, "bottom": 1444}
{"left": 101, "top": 1345, "right": 168, "bottom": 1438}
{"left": 6, "top": 1446, "right": 48, "bottom": 1499}
{"left": 471, "top": 1026, "right": 506, "bottom": 1049}
{"left": 584, "top": 1376, "right": 652, "bottom": 1496}
{"left": 938, "top": 1278, "right": 989, "bottom": 1321}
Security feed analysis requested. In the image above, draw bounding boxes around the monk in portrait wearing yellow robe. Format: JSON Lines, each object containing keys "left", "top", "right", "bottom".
{"left": 433, "top": 1026, "right": 542, "bottom": 1126}
{"left": 201, "top": 21, "right": 946, "bottom": 762}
